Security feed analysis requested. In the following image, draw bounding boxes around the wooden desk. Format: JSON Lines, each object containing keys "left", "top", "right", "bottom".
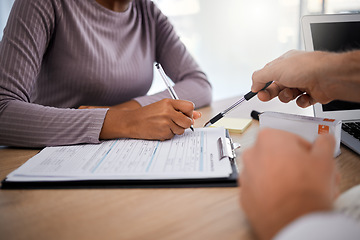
{"left": 1, "top": 97, "right": 359, "bottom": 240}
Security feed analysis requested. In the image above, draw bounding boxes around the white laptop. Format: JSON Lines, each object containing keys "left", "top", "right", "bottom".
{"left": 302, "top": 14, "right": 360, "bottom": 155}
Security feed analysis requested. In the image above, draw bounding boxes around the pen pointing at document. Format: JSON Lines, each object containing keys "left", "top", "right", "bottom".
{"left": 156, "top": 63, "right": 195, "bottom": 132}
{"left": 204, "top": 81, "right": 273, "bottom": 127}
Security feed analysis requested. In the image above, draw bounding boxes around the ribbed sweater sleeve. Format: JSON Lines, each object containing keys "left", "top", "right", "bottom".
{"left": 0, "top": 0, "right": 107, "bottom": 147}
{"left": 0, "top": 0, "right": 212, "bottom": 148}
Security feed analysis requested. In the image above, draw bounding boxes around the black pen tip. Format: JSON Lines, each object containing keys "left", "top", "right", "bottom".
{"left": 204, "top": 121, "right": 211, "bottom": 128}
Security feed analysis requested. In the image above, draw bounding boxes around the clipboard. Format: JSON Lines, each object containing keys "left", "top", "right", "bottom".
{"left": 1, "top": 130, "right": 239, "bottom": 189}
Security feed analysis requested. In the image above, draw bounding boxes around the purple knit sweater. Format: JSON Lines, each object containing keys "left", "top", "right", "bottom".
{"left": 0, "top": 0, "right": 212, "bottom": 147}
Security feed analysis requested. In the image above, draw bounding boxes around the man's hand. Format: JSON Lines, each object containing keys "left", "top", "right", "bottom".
{"left": 251, "top": 50, "right": 338, "bottom": 108}
{"left": 99, "top": 99, "right": 201, "bottom": 141}
{"left": 239, "top": 129, "right": 339, "bottom": 240}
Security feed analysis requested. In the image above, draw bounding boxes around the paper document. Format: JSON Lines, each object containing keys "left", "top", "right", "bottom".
{"left": 7, "top": 128, "right": 233, "bottom": 181}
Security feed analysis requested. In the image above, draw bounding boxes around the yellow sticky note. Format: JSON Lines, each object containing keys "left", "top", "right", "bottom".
{"left": 210, "top": 117, "right": 252, "bottom": 133}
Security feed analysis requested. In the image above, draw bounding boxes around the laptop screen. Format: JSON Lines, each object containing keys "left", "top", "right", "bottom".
{"left": 310, "top": 21, "right": 360, "bottom": 112}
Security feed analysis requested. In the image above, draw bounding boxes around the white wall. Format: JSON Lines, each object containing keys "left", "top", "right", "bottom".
{"left": 0, "top": 0, "right": 15, "bottom": 40}
{"left": 151, "top": 0, "right": 301, "bottom": 100}
{"left": 1, "top": 0, "right": 358, "bottom": 101}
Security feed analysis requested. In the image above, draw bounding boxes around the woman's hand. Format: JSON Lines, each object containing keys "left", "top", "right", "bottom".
{"left": 99, "top": 99, "right": 201, "bottom": 141}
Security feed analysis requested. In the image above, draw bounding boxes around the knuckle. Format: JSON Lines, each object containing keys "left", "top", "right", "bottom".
{"left": 175, "top": 128, "right": 185, "bottom": 135}
{"left": 159, "top": 131, "right": 173, "bottom": 141}
{"left": 159, "top": 98, "right": 172, "bottom": 107}
{"left": 159, "top": 119, "right": 169, "bottom": 127}
{"left": 251, "top": 70, "right": 257, "bottom": 80}
{"left": 184, "top": 100, "right": 195, "bottom": 109}
{"left": 163, "top": 98, "right": 173, "bottom": 105}
{"left": 279, "top": 95, "right": 290, "bottom": 103}
{"left": 184, "top": 116, "right": 192, "bottom": 126}
{"left": 166, "top": 132, "right": 174, "bottom": 140}
{"left": 163, "top": 108, "right": 172, "bottom": 115}
{"left": 178, "top": 118, "right": 192, "bottom": 129}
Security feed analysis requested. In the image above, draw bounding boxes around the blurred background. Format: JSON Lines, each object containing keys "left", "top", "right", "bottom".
{"left": 1, "top": 0, "right": 359, "bottom": 101}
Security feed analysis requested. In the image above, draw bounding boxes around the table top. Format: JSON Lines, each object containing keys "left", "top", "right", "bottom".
{"left": 1, "top": 97, "right": 359, "bottom": 240}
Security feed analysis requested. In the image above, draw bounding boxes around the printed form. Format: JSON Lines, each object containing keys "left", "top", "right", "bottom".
{"left": 7, "top": 128, "right": 233, "bottom": 181}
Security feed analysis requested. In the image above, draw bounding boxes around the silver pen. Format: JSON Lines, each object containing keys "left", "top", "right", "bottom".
{"left": 156, "top": 63, "right": 194, "bottom": 131}
{"left": 204, "top": 81, "right": 273, "bottom": 127}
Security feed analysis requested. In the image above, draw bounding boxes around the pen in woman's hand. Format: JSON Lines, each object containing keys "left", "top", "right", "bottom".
{"left": 156, "top": 63, "right": 194, "bottom": 131}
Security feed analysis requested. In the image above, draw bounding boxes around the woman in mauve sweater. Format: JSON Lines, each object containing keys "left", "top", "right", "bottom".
{"left": 0, "top": 0, "right": 212, "bottom": 147}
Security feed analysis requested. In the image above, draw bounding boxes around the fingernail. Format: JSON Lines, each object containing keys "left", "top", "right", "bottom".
{"left": 299, "top": 97, "right": 310, "bottom": 107}
{"left": 283, "top": 90, "right": 290, "bottom": 99}
{"left": 299, "top": 97, "right": 305, "bottom": 104}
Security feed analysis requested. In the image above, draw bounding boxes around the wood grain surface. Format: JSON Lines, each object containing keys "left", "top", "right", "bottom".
{"left": 1, "top": 97, "right": 359, "bottom": 240}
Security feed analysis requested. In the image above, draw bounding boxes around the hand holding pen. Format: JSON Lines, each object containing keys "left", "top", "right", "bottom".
{"left": 204, "top": 81, "right": 273, "bottom": 127}
{"left": 98, "top": 63, "right": 197, "bottom": 141}
{"left": 156, "top": 63, "right": 195, "bottom": 131}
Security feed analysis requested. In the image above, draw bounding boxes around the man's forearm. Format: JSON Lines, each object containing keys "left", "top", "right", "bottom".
{"left": 324, "top": 50, "right": 360, "bottom": 102}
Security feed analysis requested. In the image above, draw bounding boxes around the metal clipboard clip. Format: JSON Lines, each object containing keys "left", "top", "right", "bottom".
{"left": 217, "top": 136, "right": 241, "bottom": 161}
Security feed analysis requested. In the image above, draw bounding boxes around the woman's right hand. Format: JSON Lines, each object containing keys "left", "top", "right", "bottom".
{"left": 99, "top": 99, "right": 200, "bottom": 141}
